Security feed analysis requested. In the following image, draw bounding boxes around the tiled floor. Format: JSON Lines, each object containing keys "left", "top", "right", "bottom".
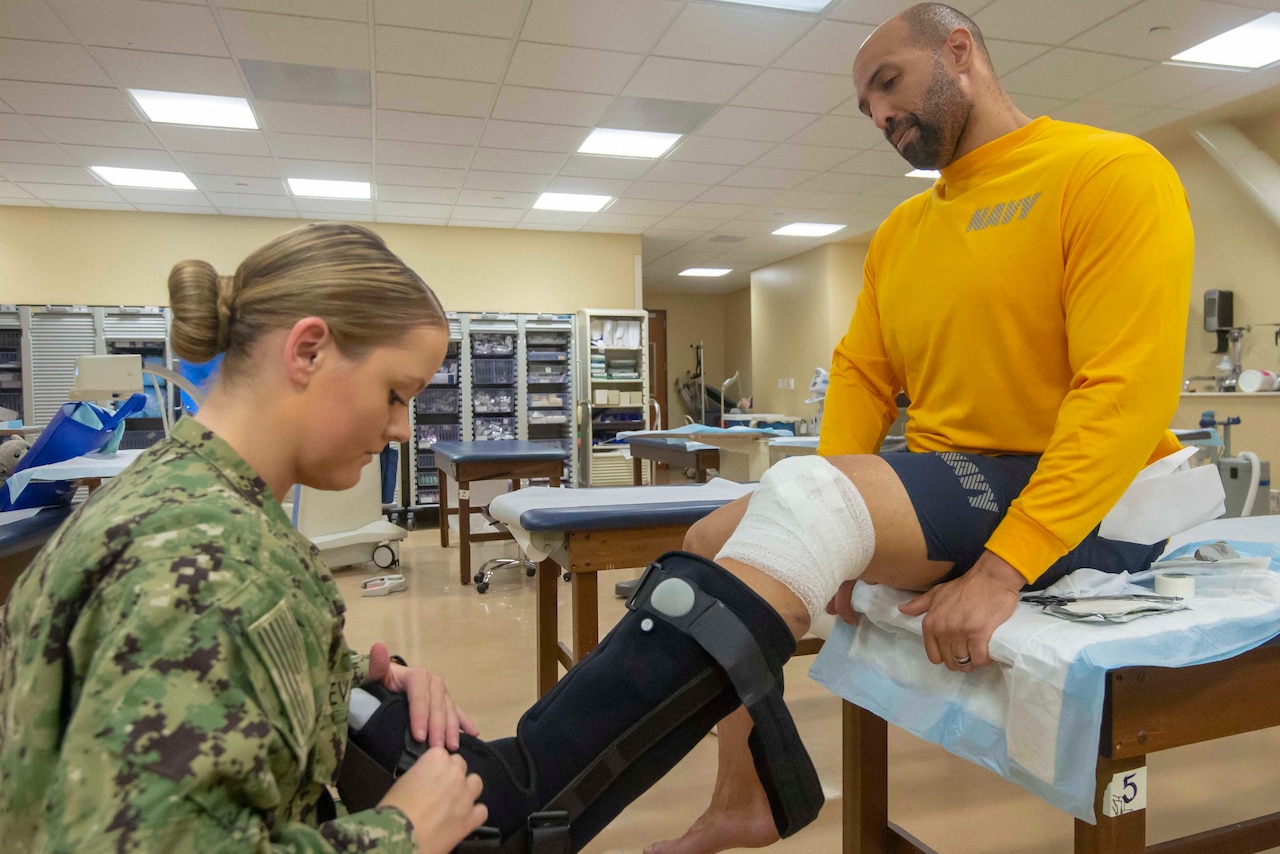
{"left": 335, "top": 523, "right": 1280, "bottom": 854}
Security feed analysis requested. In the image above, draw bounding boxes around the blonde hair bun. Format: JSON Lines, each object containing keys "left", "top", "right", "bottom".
{"left": 168, "top": 259, "right": 235, "bottom": 363}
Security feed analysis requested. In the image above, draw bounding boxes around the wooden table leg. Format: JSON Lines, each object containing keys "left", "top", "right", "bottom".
{"left": 1074, "top": 754, "right": 1146, "bottom": 854}
{"left": 845, "top": 701, "right": 890, "bottom": 854}
{"left": 633, "top": 456, "right": 642, "bottom": 486}
{"left": 438, "top": 471, "right": 450, "bottom": 548}
{"left": 695, "top": 466, "right": 707, "bottom": 483}
{"left": 457, "top": 478, "right": 471, "bottom": 586}
{"left": 536, "top": 557, "right": 559, "bottom": 697}
{"left": 571, "top": 571, "right": 600, "bottom": 662}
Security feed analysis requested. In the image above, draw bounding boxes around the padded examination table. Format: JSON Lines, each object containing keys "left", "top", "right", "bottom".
{"left": 622, "top": 436, "right": 719, "bottom": 484}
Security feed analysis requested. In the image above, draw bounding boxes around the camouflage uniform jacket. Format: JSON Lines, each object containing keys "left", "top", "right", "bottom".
{"left": 0, "top": 416, "right": 415, "bottom": 852}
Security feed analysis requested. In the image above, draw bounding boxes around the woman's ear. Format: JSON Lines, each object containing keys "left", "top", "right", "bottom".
{"left": 283, "top": 316, "right": 332, "bottom": 389}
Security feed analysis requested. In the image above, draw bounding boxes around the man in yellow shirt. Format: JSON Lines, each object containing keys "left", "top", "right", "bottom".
{"left": 649, "top": 4, "right": 1192, "bottom": 853}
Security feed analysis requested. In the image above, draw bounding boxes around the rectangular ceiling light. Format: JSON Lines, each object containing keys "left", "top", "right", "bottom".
{"left": 1170, "top": 12, "right": 1280, "bottom": 69}
{"left": 907, "top": 168, "right": 941, "bottom": 178}
{"left": 713, "top": 0, "right": 836, "bottom": 11}
{"left": 90, "top": 166, "right": 196, "bottom": 190}
{"left": 533, "top": 192, "right": 612, "bottom": 212}
{"left": 129, "top": 89, "right": 258, "bottom": 129}
{"left": 773, "top": 222, "right": 846, "bottom": 237}
{"left": 579, "top": 128, "right": 682, "bottom": 158}
{"left": 287, "top": 178, "right": 371, "bottom": 199}
{"left": 680, "top": 268, "right": 733, "bottom": 277}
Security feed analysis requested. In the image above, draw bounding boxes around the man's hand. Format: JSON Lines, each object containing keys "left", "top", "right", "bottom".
{"left": 825, "top": 579, "right": 861, "bottom": 626}
{"left": 379, "top": 746, "right": 487, "bottom": 854}
{"left": 368, "top": 643, "right": 479, "bottom": 749}
{"left": 897, "top": 551, "right": 1024, "bottom": 671}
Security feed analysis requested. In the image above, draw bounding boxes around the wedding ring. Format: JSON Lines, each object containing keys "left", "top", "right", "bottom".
{"left": 953, "top": 655, "right": 972, "bottom": 666}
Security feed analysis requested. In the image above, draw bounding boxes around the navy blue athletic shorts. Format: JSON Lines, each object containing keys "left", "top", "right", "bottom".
{"left": 878, "top": 450, "right": 1165, "bottom": 590}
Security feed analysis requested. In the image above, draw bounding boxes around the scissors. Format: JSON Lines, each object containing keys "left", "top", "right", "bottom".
{"left": 1021, "top": 592, "right": 1183, "bottom": 607}
{"left": 361, "top": 574, "right": 407, "bottom": 597}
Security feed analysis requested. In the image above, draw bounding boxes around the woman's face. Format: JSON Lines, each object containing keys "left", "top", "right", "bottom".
{"left": 298, "top": 324, "right": 449, "bottom": 491}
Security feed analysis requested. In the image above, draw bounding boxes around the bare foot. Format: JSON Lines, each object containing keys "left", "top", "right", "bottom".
{"left": 643, "top": 781, "right": 779, "bottom": 854}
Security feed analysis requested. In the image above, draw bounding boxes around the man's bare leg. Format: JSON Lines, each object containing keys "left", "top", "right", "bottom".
{"left": 647, "top": 454, "right": 952, "bottom": 854}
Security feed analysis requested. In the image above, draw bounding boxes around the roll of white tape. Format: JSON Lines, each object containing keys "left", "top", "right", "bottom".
{"left": 1154, "top": 572, "right": 1196, "bottom": 599}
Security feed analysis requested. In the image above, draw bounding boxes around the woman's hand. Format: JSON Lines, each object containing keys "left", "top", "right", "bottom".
{"left": 367, "top": 642, "right": 479, "bottom": 750}
{"left": 379, "top": 747, "right": 487, "bottom": 854}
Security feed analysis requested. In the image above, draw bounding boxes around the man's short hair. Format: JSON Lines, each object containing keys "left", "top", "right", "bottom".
{"left": 900, "top": 3, "right": 992, "bottom": 68}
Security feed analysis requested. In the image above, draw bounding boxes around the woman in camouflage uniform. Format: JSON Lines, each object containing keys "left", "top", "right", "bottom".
{"left": 1, "top": 223, "right": 487, "bottom": 853}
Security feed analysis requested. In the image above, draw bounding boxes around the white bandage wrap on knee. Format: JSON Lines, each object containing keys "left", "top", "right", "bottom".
{"left": 715, "top": 456, "right": 875, "bottom": 622}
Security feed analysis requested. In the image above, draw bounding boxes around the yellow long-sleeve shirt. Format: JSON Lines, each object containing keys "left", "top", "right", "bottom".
{"left": 819, "top": 117, "right": 1194, "bottom": 583}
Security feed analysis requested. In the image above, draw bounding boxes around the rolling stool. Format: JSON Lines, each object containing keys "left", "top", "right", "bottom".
{"left": 474, "top": 508, "right": 536, "bottom": 594}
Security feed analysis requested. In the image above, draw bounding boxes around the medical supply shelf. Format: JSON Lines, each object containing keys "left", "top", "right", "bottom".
{"left": 576, "top": 308, "right": 650, "bottom": 487}
{"left": 0, "top": 317, "right": 22, "bottom": 422}
{"left": 521, "top": 315, "right": 576, "bottom": 487}
{"left": 406, "top": 316, "right": 463, "bottom": 518}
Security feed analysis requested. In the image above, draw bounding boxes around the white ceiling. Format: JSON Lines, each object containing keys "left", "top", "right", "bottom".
{"left": 2, "top": 0, "right": 1280, "bottom": 294}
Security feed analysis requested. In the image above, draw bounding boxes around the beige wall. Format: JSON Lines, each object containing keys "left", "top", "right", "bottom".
{"left": 0, "top": 207, "right": 640, "bottom": 312}
{"left": 722, "top": 286, "right": 753, "bottom": 402}
{"left": 751, "top": 244, "right": 839, "bottom": 415}
{"left": 643, "top": 291, "right": 727, "bottom": 426}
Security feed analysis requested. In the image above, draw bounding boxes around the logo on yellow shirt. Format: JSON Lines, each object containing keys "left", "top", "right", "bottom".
{"left": 965, "top": 192, "right": 1041, "bottom": 233}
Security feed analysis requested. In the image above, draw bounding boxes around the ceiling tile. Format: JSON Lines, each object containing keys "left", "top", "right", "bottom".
{"left": 543, "top": 175, "right": 633, "bottom": 196}
{"left": 1172, "top": 66, "right": 1279, "bottom": 112}
{"left": 0, "top": 39, "right": 111, "bottom": 86}
{"left": 291, "top": 197, "right": 373, "bottom": 215}
{"left": 216, "top": 0, "right": 367, "bottom": 23}
{"left": 520, "top": 209, "right": 595, "bottom": 226}
{"left": 219, "top": 10, "right": 369, "bottom": 68}
{"left": 17, "top": 182, "right": 122, "bottom": 202}
{"left": 174, "top": 152, "right": 280, "bottom": 178}
{"left": 376, "top": 164, "right": 465, "bottom": 188}
{"left": 557, "top": 154, "right": 653, "bottom": 180}
{"left": 376, "top": 214, "right": 445, "bottom": 224}
{"left": 153, "top": 126, "right": 271, "bottom": 156}
{"left": 627, "top": 180, "right": 708, "bottom": 202}
{"left": 375, "top": 74, "right": 495, "bottom": 118}
{"left": 644, "top": 159, "right": 736, "bottom": 184}
{"left": 751, "top": 143, "right": 853, "bottom": 171}
{"left": 505, "top": 43, "right": 643, "bottom": 95}
{"left": 133, "top": 204, "right": 219, "bottom": 214}
{"left": 974, "top": 0, "right": 1137, "bottom": 43}
{"left": 189, "top": 174, "right": 286, "bottom": 194}
{"left": 449, "top": 205, "right": 525, "bottom": 222}
{"left": 241, "top": 59, "right": 370, "bottom": 106}
{"left": 268, "top": 132, "right": 370, "bottom": 161}
{"left": 624, "top": 58, "right": 760, "bottom": 104}
{"left": 1001, "top": 49, "right": 1150, "bottom": 101}
{"left": 733, "top": 69, "right": 857, "bottom": 114}
{"left": 0, "top": 181, "right": 33, "bottom": 198}
{"left": 1009, "top": 94, "right": 1073, "bottom": 117}
{"left": 47, "top": 199, "right": 131, "bottom": 210}
{"left": 376, "top": 201, "right": 455, "bottom": 218}
{"left": 25, "top": 116, "right": 156, "bottom": 150}
{"left": 205, "top": 191, "right": 294, "bottom": 210}
{"left": 376, "top": 185, "right": 460, "bottom": 204}
{"left": 62, "top": 145, "right": 180, "bottom": 170}
{"left": 46, "top": 0, "right": 228, "bottom": 55}
{"left": 590, "top": 212, "right": 663, "bottom": 229}
{"left": 0, "top": 0, "right": 76, "bottom": 41}
{"left": 0, "top": 82, "right": 138, "bottom": 121}
{"left": 984, "top": 39, "right": 1054, "bottom": 77}
{"left": 671, "top": 202, "right": 747, "bottom": 220}
{"left": 0, "top": 141, "right": 75, "bottom": 166}
{"left": 253, "top": 101, "right": 371, "bottom": 138}
{"left": 1047, "top": 100, "right": 1149, "bottom": 130}
{"left": 217, "top": 208, "right": 298, "bottom": 219}
{"left": 376, "top": 27, "right": 510, "bottom": 82}
{"left": 375, "top": 0, "right": 527, "bottom": 39}
{"left": 377, "top": 139, "right": 475, "bottom": 168}
{"left": 0, "top": 198, "right": 48, "bottom": 207}
{"left": 520, "top": 0, "right": 681, "bottom": 51}
{"left": 829, "top": 0, "right": 997, "bottom": 24}
{"left": 1116, "top": 105, "right": 1195, "bottom": 135}
{"left": 455, "top": 188, "right": 538, "bottom": 207}
{"left": 480, "top": 120, "right": 589, "bottom": 153}
{"left": 1090, "top": 62, "right": 1242, "bottom": 107}
{"left": 697, "top": 107, "right": 818, "bottom": 143}
{"left": 463, "top": 171, "right": 553, "bottom": 193}
{"left": 788, "top": 114, "right": 885, "bottom": 149}
{"left": 723, "top": 165, "right": 816, "bottom": 189}
{"left": 494, "top": 86, "right": 614, "bottom": 127}
{"left": 377, "top": 110, "right": 485, "bottom": 145}
{"left": 794, "top": 171, "right": 887, "bottom": 193}
{"left": 768, "top": 188, "right": 859, "bottom": 208}
{"left": 694, "top": 185, "right": 779, "bottom": 205}
{"left": 654, "top": 215, "right": 731, "bottom": 232}
{"left": 469, "top": 148, "right": 566, "bottom": 174}
{"left": 451, "top": 219, "right": 515, "bottom": 229}
{"left": 277, "top": 159, "right": 371, "bottom": 181}
{"left": 1067, "top": 0, "right": 1264, "bottom": 62}
{"left": 0, "top": 114, "right": 47, "bottom": 142}
{"left": 654, "top": 3, "right": 817, "bottom": 66}
{"left": 833, "top": 148, "right": 911, "bottom": 176}
{"left": 112, "top": 187, "right": 210, "bottom": 206}
{"left": 90, "top": 48, "right": 246, "bottom": 96}
{"left": 773, "top": 20, "right": 875, "bottom": 75}
{"left": 608, "top": 197, "right": 682, "bottom": 216}
{"left": 667, "top": 135, "right": 773, "bottom": 166}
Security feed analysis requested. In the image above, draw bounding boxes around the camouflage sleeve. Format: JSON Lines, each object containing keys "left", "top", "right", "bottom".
{"left": 348, "top": 648, "right": 371, "bottom": 686}
{"left": 42, "top": 574, "right": 416, "bottom": 854}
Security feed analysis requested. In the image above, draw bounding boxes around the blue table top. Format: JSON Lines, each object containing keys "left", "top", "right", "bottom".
{"left": 0, "top": 506, "right": 73, "bottom": 559}
{"left": 520, "top": 498, "right": 732, "bottom": 532}
{"left": 431, "top": 440, "right": 569, "bottom": 464}
{"left": 625, "top": 436, "right": 718, "bottom": 452}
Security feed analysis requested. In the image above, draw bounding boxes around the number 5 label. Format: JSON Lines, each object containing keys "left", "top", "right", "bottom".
{"left": 1102, "top": 767, "right": 1147, "bottom": 817}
